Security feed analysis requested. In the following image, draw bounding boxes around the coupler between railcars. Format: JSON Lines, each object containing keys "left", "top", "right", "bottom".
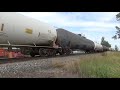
{"left": 58, "top": 47, "right": 72, "bottom": 55}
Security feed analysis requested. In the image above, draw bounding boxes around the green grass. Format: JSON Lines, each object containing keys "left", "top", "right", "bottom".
{"left": 64, "top": 51, "right": 120, "bottom": 78}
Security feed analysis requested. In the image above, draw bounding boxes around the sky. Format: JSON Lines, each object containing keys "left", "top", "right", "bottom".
{"left": 18, "top": 12, "right": 120, "bottom": 49}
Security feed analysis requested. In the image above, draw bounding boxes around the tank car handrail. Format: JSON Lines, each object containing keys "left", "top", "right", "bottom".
{"left": 0, "top": 44, "right": 62, "bottom": 49}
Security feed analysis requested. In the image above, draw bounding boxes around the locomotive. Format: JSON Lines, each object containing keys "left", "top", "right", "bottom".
{"left": 0, "top": 12, "right": 110, "bottom": 58}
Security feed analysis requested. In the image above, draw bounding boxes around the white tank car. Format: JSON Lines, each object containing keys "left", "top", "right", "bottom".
{"left": 109, "top": 47, "right": 114, "bottom": 51}
{"left": 94, "top": 42, "right": 103, "bottom": 52}
{"left": 0, "top": 12, "right": 57, "bottom": 46}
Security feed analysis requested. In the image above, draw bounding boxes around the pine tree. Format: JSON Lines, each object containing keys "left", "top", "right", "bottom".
{"left": 112, "top": 12, "right": 120, "bottom": 39}
{"left": 101, "top": 37, "right": 111, "bottom": 47}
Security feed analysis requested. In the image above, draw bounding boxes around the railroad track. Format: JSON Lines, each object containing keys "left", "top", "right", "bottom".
{"left": 0, "top": 52, "right": 103, "bottom": 65}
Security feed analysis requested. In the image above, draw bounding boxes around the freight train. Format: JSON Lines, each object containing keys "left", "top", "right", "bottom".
{"left": 0, "top": 12, "right": 111, "bottom": 58}
{"left": 56, "top": 28, "right": 110, "bottom": 54}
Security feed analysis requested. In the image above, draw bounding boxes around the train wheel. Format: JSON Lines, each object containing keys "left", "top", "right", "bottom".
{"left": 59, "top": 50, "right": 64, "bottom": 55}
{"left": 48, "top": 49, "right": 56, "bottom": 57}
{"left": 46, "top": 49, "right": 52, "bottom": 57}
{"left": 85, "top": 51, "right": 87, "bottom": 53}
{"left": 66, "top": 48, "right": 72, "bottom": 55}
{"left": 39, "top": 48, "right": 45, "bottom": 57}
{"left": 30, "top": 51, "right": 35, "bottom": 57}
{"left": 57, "top": 48, "right": 63, "bottom": 55}
{"left": 52, "top": 49, "right": 56, "bottom": 56}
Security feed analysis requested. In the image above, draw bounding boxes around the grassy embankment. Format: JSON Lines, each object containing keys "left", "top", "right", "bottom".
{"left": 52, "top": 51, "right": 120, "bottom": 78}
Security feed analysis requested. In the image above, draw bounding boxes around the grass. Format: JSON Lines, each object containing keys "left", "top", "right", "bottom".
{"left": 52, "top": 60, "right": 65, "bottom": 68}
{"left": 51, "top": 51, "right": 120, "bottom": 78}
{"left": 64, "top": 51, "right": 120, "bottom": 78}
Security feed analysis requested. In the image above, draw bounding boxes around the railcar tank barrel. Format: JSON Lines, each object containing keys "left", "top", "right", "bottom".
{"left": 0, "top": 12, "right": 57, "bottom": 46}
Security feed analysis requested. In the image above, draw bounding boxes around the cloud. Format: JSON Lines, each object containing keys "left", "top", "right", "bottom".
{"left": 18, "top": 12, "right": 69, "bottom": 26}
{"left": 19, "top": 12, "right": 119, "bottom": 30}
{"left": 60, "top": 21, "right": 118, "bottom": 28}
{"left": 19, "top": 12, "right": 57, "bottom": 17}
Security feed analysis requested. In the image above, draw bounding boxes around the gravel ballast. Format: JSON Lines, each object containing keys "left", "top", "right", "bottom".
{"left": 0, "top": 55, "right": 82, "bottom": 78}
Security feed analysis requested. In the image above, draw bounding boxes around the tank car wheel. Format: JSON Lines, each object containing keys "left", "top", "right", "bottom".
{"left": 39, "top": 48, "right": 44, "bottom": 57}
{"left": 30, "top": 51, "right": 35, "bottom": 57}
{"left": 52, "top": 49, "right": 56, "bottom": 56}
{"left": 46, "top": 49, "right": 51, "bottom": 57}
{"left": 57, "top": 48, "right": 64, "bottom": 55}
{"left": 46, "top": 49, "right": 56, "bottom": 57}
{"left": 39, "top": 48, "right": 48, "bottom": 57}
{"left": 66, "top": 48, "right": 72, "bottom": 55}
{"left": 85, "top": 51, "right": 87, "bottom": 53}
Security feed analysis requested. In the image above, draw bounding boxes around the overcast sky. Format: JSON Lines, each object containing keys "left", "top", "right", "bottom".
{"left": 19, "top": 12, "right": 120, "bottom": 49}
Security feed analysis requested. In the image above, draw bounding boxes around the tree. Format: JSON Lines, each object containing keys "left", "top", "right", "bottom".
{"left": 101, "top": 37, "right": 111, "bottom": 47}
{"left": 101, "top": 37, "right": 104, "bottom": 43}
{"left": 116, "top": 13, "right": 120, "bottom": 21}
{"left": 112, "top": 35, "right": 117, "bottom": 40}
{"left": 112, "top": 12, "right": 120, "bottom": 39}
{"left": 115, "top": 45, "right": 119, "bottom": 51}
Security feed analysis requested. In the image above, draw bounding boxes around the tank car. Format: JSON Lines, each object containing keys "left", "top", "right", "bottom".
{"left": 0, "top": 12, "right": 58, "bottom": 57}
{"left": 56, "top": 28, "right": 95, "bottom": 54}
{"left": 109, "top": 47, "right": 112, "bottom": 51}
{"left": 109, "top": 47, "right": 114, "bottom": 51}
{"left": 102, "top": 45, "right": 109, "bottom": 51}
{"left": 94, "top": 42, "right": 103, "bottom": 52}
